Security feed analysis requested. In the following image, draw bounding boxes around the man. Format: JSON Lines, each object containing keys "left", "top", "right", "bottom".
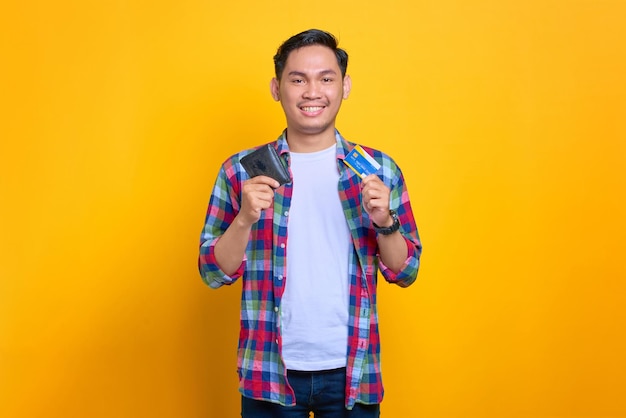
{"left": 199, "top": 29, "right": 422, "bottom": 417}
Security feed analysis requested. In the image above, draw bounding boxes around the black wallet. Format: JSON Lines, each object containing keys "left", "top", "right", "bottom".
{"left": 240, "top": 144, "right": 292, "bottom": 186}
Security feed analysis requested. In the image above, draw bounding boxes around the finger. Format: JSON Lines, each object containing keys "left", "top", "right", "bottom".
{"left": 365, "top": 198, "right": 388, "bottom": 210}
{"left": 362, "top": 185, "right": 388, "bottom": 202}
{"left": 250, "top": 199, "right": 273, "bottom": 213}
{"left": 361, "top": 174, "right": 378, "bottom": 187}
{"left": 247, "top": 175, "right": 280, "bottom": 189}
{"left": 362, "top": 177, "right": 388, "bottom": 193}
{"left": 245, "top": 192, "right": 274, "bottom": 211}
{"left": 242, "top": 182, "right": 276, "bottom": 199}
{"left": 243, "top": 185, "right": 275, "bottom": 197}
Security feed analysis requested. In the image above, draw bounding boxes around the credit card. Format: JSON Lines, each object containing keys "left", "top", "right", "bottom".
{"left": 343, "top": 145, "right": 381, "bottom": 179}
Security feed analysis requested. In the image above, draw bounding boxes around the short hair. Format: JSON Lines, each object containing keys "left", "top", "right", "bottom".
{"left": 273, "top": 29, "right": 349, "bottom": 80}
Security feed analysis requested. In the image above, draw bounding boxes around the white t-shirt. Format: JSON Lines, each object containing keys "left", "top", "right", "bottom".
{"left": 281, "top": 144, "right": 351, "bottom": 371}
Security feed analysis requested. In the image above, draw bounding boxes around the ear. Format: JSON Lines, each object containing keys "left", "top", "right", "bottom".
{"left": 270, "top": 78, "right": 280, "bottom": 101}
{"left": 342, "top": 74, "right": 352, "bottom": 99}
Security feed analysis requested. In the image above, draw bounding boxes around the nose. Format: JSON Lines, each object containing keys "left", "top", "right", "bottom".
{"left": 302, "top": 81, "right": 322, "bottom": 99}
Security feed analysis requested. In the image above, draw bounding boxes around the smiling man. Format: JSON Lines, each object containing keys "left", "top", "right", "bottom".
{"left": 199, "top": 29, "right": 422, "bottom": 417}
{"left": 270, "top": 43, "right": 351, "bottom": 151}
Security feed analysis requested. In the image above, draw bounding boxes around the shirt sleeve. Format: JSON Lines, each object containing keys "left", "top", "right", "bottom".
{"left": 377, "top": 161, "right": 422, "bottom": 287}
{"left": 198, "top": 162, "right": 246, "bottom": 288}
{"left": 377, "top": 234, "right": 421, "bottom": 287}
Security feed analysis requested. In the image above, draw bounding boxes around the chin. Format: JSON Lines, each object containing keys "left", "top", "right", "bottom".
{"left": 297, "top": 120, "right": 334, "bottom": 134}
{"left": 300, "top": 127, "right": 332, "bottom": 136}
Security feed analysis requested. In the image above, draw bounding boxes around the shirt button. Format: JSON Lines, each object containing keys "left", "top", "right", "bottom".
{"left": 284, "top": 210, "right": 289, "bottom": 216}
{"left": 278, "top": 275, "right": 283, "bottom": 281}
{"left": 274, "top": 307, "right": 279, "bottom": 312}
{"left": 275, "top": 339, "right": 279, "bottom": 344}
{"left": 280, "top": 243, "right": 285, "bottom": 249}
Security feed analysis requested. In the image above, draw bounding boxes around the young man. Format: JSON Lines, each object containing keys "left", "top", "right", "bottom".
{"left": 199, "top": 29, "right": 422, "bottom": 417}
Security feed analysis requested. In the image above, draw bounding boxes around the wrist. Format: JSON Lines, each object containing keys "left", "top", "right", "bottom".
{"left": 376, "top": 214, "right": 394, "bottom": 228}
{"left": 234, "top": 213, "right": 256, "bottom": 230}
{"left": 373, "top": 210, "right": 400, "bottom": 235}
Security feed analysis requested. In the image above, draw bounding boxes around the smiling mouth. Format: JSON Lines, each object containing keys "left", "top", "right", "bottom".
{"left": 300, "top": 106, "right": 325, "bottom": 112}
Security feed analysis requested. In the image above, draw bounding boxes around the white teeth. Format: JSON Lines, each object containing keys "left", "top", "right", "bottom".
{"left": 301, "top": 106, "right": 323, "bottom": 112}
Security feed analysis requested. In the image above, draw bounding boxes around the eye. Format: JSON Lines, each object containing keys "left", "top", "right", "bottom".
{"left": 291, "top": 78, "right": 304, "bottom": 84}
{"left": 322, "top": 78, "right": 333, "bottom": 83}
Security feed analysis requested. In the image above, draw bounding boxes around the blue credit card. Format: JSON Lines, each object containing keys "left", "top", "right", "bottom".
{"left": 343, "top": 145, "right": 381, "bottom": 179}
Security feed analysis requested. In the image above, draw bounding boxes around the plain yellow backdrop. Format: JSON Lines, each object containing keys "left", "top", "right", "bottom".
{"left": 1, "top": 0, "right": 625, "bottom": 417}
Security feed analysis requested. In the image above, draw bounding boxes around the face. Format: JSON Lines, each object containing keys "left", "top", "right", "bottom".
{"left": 270, "top": 45, "right": 351, "bottom": 141}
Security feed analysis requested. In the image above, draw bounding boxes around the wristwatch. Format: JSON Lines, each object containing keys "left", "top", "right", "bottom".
{"left": 373, "top": 210, "right": 400, "bottom": 235}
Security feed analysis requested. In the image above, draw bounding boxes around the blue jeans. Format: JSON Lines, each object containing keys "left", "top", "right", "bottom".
{"left": 241, "top": 368, "right": 381, "bottom": 418}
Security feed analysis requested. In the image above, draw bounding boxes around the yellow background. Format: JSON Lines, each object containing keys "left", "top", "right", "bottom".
{"left": 1, "top": 0, "right": 625, "bottom": 417}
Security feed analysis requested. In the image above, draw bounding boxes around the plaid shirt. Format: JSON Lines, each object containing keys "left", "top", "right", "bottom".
{"left": 198, "top": 130, "right": 422, "bottom": 409}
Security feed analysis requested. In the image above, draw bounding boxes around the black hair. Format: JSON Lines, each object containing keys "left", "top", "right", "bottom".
{"left": 273, "top": 29, "right": 349, "bottom": 80}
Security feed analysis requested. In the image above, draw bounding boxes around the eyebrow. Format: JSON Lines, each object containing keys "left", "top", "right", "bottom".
{"left": 286, "top": 69, "right": 338, "bottom": 78}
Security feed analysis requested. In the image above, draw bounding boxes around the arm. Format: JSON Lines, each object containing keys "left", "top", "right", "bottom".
{"left": 214, "top": 176, "right": 279, "bottom": 275}
{"left": 373, "top": 217, "right": 409, "bottom": 274}
{"left": 198, "top": 159, "right": 278, "bottom": 286}
{"left": 361, "top": 175, "right": 408, "bottom": 273}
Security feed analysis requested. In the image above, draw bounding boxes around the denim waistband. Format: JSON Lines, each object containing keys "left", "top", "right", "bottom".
{"left": 287, "top": 367, "right": 346, "bottom": 375}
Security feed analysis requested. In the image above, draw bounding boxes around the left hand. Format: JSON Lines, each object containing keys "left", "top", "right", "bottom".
{"left": 361, "top": 174, "right": 393, "bottom": 227}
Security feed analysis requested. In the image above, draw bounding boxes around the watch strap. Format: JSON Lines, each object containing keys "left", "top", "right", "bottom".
{"left": 373, "top": 210, "right": 400, "bottom": 235}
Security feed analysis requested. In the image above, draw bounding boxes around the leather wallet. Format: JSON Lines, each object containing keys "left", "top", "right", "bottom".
{"left": 240, "top": 144, "right": 292, "bottom": 186}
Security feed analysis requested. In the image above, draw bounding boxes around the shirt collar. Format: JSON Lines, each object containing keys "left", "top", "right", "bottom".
{"left": 275, "top": 129, "right": 352, "bottom": 161}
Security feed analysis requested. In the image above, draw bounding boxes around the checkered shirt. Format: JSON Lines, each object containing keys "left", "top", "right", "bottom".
{"left": 199, "top": 130, "right": 422, "bottom": 409}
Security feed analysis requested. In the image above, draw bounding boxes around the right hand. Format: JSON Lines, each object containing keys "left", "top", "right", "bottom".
{"left": 237, "top": 176, "right": 280, "bottom": 227}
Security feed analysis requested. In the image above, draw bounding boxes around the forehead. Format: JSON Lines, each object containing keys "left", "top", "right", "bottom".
{"left": 283, "top": 45, "right": 340, "bottom": 74}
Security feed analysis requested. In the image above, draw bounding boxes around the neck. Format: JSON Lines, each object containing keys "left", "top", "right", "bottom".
{"left": 286, "top": 128, "right": 336, "bottom": 153}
